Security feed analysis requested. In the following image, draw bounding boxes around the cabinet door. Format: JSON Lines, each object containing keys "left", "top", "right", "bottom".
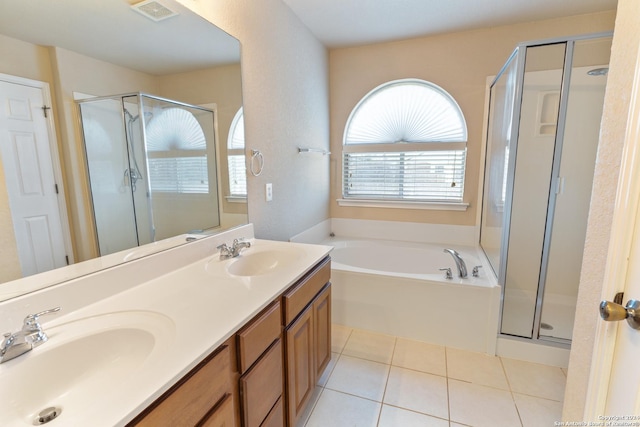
{"left": 313, "top": 284, "right": 331, "bottom": 380}
{"left": 285, "top": 305, "right": 315, "bottom": 427}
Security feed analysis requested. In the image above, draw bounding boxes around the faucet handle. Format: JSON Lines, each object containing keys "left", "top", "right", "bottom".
{"left": 23, "top": 307, "right": 61, "bottom": 330}
{"left": 439, "top": 267, "right": 453, "bottom": 280}
{"left": 23, "top": 307, "right": 60, "bottom": 347}
{"left": 1, "top": 332, "right": 14, "bottom": 349}
{"left": 472, "top": 266, "right": 483, "bottom": 277}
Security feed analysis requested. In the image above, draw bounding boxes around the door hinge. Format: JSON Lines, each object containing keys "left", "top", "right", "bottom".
{"left": 65, "top": 255, "right": 69, "bottom": 265}
{"left": 42, "top": 105, "right": 51, "bottom": 118}
{"left": 54, "top": 184, "right": 59, "bottom": 194}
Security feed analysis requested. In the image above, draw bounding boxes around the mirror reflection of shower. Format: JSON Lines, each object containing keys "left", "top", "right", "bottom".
{"left": 123, "top": 108, "right": 150, "bottom": 192}
{"left": 78, "top": 93, "right": 221, "bottom": 257}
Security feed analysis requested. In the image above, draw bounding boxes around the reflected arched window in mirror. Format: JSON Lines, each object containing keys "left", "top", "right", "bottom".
{"left": 146, "top": 108, "right": 209, "bottom": 194}
{"left": 342, "top": 79, "right": 467, "bottom": 203}
{"left": 227, "top": 107, "right": 247, "bottom": 198}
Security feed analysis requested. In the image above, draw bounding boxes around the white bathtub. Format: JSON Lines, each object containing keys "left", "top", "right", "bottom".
{"left": 326, "top": 238, "right": 501, "bottom": 354}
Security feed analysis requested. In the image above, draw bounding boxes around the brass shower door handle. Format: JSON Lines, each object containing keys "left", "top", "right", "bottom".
{"left": 599, "top": 299, "right": 640, "bottom": 329}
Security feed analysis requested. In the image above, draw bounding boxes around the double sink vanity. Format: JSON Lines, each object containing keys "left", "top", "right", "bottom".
{"left": 0, "top": 224, "right": 332, "bottom": 427}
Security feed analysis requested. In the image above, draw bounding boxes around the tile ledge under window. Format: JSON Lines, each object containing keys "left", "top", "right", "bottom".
{"left": 336, "top": 198, "right": 469, "bottom": 211}
{"left": 225, "top": 196, "right": 247, "bottom": 203}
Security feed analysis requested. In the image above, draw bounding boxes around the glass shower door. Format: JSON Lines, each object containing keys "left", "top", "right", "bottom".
{"left": 480, "top": 50, "right": 519, "bottom": 277}
{"left": 79, "top": 98, "right": 139, "bottom": 255}
{"left": 539, "top": 37, "right": 612, "bottom": 340}
{"left": 500, "top": 43, "right": 566, "bottom": 338}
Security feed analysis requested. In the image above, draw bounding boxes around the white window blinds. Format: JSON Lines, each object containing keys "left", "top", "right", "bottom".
{"left": 145, "top": 107, "right": 210, "bottom": 195}
{"left": 343, "top": 79, "right": 467, "bottom": 203}
{"left": 343, "top": 149, "right": 466, "bottom": 201}
{"left": 227, "top": 108, "right": 247, "bottom": 197}
{"left": 148, "top": 155, "right": 209, "bottom": 194}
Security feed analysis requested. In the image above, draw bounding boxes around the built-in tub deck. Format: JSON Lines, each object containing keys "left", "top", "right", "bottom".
{"left": 325, "top": 237, "right": 500, "bottom": 354}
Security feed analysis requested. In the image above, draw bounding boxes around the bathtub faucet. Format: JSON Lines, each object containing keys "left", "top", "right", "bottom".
{"left": 443, "top": 248, "right": 468, "bottom": 278}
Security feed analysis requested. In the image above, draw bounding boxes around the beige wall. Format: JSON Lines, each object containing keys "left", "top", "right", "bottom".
{"left": 329, "top": 11, "right": 616, "bottom": 225}
{"left": 0, "top": 163, "right": 20, "bottom": 283}
{"left": 0, "top": 34, "right": 54, "bottom": 83}
{"left": 564, "top": 0, "right": 640, "bottom": 419}
{"left": 177, "top": 0, "right": 331, "bottom": 241}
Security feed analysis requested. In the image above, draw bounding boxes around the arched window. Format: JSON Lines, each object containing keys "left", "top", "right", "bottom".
{"left": 342, "top": 79, "right": 467, "bottom": 205}
{"left": 227, "top": 107, "right": 247, "bottom": 198}
{"left": 146, "top": 108, "right": 209, "bottom": 194}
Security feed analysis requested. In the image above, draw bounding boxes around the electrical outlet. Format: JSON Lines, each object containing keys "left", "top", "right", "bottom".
{"left": 266, "top": 183, "right": 273, "bottom": 201}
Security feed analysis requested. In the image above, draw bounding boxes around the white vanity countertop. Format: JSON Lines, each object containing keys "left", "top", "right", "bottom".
{"left": 0, "top": 229, "right": 332, "bottom": 427}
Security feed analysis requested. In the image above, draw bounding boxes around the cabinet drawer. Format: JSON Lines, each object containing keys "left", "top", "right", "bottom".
{"left": 200, "top": 393, "right": 235, "bottom": 427}
{"left": 261, "top": 396, "right": 283, "bottom": 427}
{"left": 133, "top": 345, "right": 231, "bottom": 427}
{"left": 240, "top": 340, "right": 283, "bottom": 427}
{"left": 283, "top": 257, "right": 331, "bottom": 325}
{"left": 237, "top": 300, "right": 282, "bottom": 373}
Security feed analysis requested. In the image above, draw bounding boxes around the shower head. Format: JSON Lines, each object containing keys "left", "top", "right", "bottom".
{"left": 587, "top": 67, "right": 609, "bottom": 76}
{"left": 124, "top": 109, "right": 154, "bottom": 123}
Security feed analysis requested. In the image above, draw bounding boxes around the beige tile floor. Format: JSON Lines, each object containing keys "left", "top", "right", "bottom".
{"left": 301, "top": 324, "right": 566, "bottom": 427}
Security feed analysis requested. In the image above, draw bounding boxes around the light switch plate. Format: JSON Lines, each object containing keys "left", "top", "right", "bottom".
{"left": 266, "top": 183, "right": 273, "bottom": 202}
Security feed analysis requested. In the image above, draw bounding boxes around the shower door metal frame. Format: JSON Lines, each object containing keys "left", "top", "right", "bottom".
{"left": 77, "top": 92, "right": 219, "bottom": 255}
{"left": 491, "top": 31, "right": 613, "bottom": 348}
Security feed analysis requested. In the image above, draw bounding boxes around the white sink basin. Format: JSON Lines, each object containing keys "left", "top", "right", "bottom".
{"left": 0, "top": 311, "right": 175, "bottom": 426}
{"left": 205, "top": 243, "right": 305, "bottom": 278}
{"left": 226, "top": 249, "right": 301, "bottom": 276}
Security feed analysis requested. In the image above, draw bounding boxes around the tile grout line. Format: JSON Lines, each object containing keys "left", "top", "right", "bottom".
{"left": 499, "top": 356, "right": 525, "bottom": 427}
{"left": 375, "top": 336, "right": 396, "bottom": 427}
{"left": 445, "top": 346, "right": 452, "bottom": 425}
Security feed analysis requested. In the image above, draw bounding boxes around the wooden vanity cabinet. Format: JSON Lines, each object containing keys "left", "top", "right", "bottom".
{"left": 128, "top": 340, "right": 236, "bottom": 427}
{"left": 282, "top": 257, "right": 331, "bottom": 427}
{"left": 128, "top": 256, "right": 331, "bottom": 427}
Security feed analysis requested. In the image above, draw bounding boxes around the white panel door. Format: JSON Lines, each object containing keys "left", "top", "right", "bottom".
{"left": 604, "top": 200, "right": 640, "bottom": 415}
{"left": 588, "top": 48, "right": 640, "bottom": 418}
{"left": 0, "top": 80, "right": 68, "bottom": 276}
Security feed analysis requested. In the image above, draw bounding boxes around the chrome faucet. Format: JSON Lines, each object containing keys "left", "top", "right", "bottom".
{"left": 217, "top": 238, "right": 251, "bottom": 260}
{"left": 443, "top": 248, "right": 468, "bottom": 278}
{"left": 1, "top": 307, "right": 60, "bottom": 364}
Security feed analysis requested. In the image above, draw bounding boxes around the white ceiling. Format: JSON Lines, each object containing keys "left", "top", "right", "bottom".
{"left": 282, "top": 0, "right": 618, "bottom": 48}
{"left": 0, "top": 0, "right": 617, "bottom": 75}
{"left": 0, "top": 0, "right": 240, "bottom": 75}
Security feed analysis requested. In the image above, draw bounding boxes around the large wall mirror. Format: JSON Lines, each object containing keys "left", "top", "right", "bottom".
{"left": 0, "top": 0, "right": 247, "bottom": 301}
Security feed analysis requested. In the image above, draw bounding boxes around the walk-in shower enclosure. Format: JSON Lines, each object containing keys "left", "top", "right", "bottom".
{"left": 480, "top": 33, "right": 612, "bottom": 346}
{"left": 77, "top": 94, "right": 220, "bottom": 256}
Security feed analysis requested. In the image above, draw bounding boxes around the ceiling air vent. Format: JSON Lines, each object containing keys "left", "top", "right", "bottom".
{"left": 131, "top": 0, "right": 178, "bottom": 22}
